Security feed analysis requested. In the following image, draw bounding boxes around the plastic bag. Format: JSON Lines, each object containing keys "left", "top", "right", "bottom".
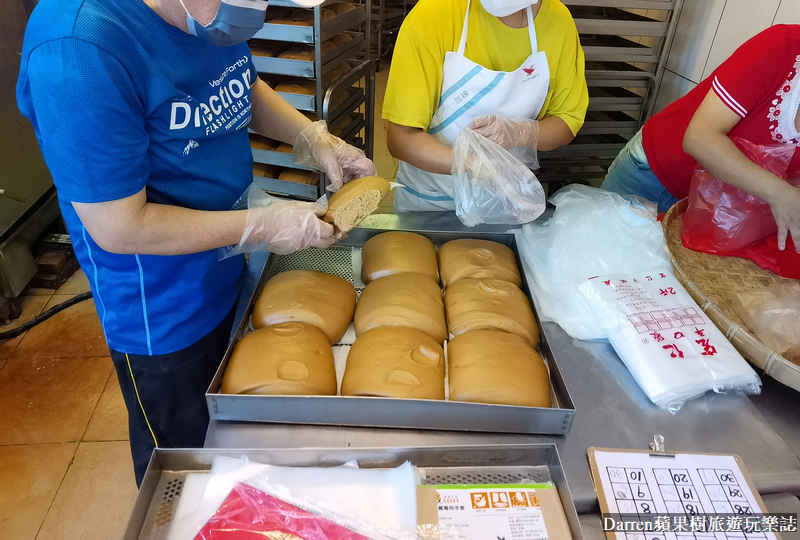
{"left": 168, "top": 456, "right": 460, "bottom": 540}
{"left": 683, "top": 138, "right": 797, "bottom": 253}
{"left": 516, "top": 185, "right": 671, "bottom": 341}
{"left": 578, "top": 267, "right": 761, "bottom": 412}
{"left": 452, "top": 127, "right": 545, "bottom": 227}
{"left": 732, "top": 282, "right": 800, "bottom": 365}
{"left": 194, "top": 482, "right": 370, "bottom": 539}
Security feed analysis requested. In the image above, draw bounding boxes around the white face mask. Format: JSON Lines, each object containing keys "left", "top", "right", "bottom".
{"left": 479, "top": 0, "right": 538, "bottom": 18}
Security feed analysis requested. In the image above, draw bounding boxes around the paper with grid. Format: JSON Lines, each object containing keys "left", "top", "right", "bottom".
{"left": 593, "top": 450, "right": 775, "bottom": 540}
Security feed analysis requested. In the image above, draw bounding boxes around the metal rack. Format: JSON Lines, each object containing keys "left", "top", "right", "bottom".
{"left": 248, "top": 0, "right": 375, "bottom": 199}
{"left": 370, "top": 0, "right": 416, "bottom": 66}
{"left": 537, "top": 0, "right": 684, "bottom": 190}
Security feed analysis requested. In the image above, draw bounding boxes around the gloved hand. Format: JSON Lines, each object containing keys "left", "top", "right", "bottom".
{"left": 234, "top": 189, "right": 337, "bottom": 255}
{"left": 768, "top": 182, "right": 800, "bottom": 252}
{"left": 468, "top": 115, "right": 539, "bottom": 169}
{"left": 293, "top": 120, "right": 377, "bottom": 192}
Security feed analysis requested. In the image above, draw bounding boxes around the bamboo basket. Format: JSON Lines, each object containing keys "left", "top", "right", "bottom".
{"left": 661, "top": 199, "right": 800, "bottom": 391}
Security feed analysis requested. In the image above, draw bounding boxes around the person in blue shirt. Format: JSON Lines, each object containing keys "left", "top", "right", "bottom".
{"left": 17, "top": 0, "right": 375, "bottom": 484}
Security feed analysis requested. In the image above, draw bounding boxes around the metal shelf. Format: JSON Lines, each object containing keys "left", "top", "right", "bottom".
{"left": 247, "top": 1, "right": 375, "bottom": 199}
{"left": 254, "top": 4, "right": 367, "bottom": 44}
{"left": 253, "top": 174, "right": 320, "bottom": 201}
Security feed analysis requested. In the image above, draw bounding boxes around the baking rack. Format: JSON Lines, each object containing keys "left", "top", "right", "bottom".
{"left": 248, "top": 0, "right": 375, "bottom": 199}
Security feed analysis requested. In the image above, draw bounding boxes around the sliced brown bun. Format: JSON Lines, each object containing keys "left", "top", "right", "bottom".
{"left": 325, "top": 176, "right": 390, "bottom": 232}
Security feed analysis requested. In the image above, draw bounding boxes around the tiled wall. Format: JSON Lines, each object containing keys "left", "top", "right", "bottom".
{"left": 653, "top": 0, "right": 800, "bottom": 114}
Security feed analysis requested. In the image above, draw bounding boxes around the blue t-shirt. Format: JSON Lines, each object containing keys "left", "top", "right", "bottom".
{"left": 17, "top": 0, "right": 257, "bottom": 355}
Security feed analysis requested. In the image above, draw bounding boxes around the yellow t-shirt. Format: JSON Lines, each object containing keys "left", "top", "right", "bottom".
{"left": 382, "top": 0, "right": 588, "bottom": 135}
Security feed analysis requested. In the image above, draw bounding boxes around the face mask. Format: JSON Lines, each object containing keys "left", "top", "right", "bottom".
{"left": 479, "top": 0, "right": 538, "bottom": 18}
{"left": 180, "top": 0, "right": 268, "bottom": 46}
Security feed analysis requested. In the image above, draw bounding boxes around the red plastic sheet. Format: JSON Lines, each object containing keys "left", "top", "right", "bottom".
{"left": 194, "top": 482, "right": 370, "bottom": 540}
{"left": 682, "top": 138, "right": 800, "bottom": 278}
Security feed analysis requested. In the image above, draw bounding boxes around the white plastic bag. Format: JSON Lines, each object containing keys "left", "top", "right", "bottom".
{"left": 578, "top": 267, "right": 761, "bottom": 412}
{"left": 516, "top": 185, "right": 670, "bottom": 341}
{"left": 452, "top": 127, "right": 545, "bottom": 227}
{"left": 167, "top": 456, "right": 451, "bottom": 540}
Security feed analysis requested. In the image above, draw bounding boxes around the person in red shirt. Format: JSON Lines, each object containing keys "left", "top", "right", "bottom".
{"left": 602, "top": 25, "right": 800, "bottom": 252}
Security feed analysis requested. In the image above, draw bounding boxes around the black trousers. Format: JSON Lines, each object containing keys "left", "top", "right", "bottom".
{"left": 110, "top": 308, "right": 236, "bottom": 486}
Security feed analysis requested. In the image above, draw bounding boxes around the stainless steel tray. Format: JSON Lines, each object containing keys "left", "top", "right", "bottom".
{"left": 252, "top": 173, "right": 321, "bottom": 201}
{"left": 125, "top": 444, "right": 583, "bottom": 540}
{"left": 206, "top": 228, "right": 576, "bottom": 435}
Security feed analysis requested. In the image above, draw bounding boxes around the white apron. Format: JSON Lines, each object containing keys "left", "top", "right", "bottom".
{"left": 394, "top": 0, "right": 551, "bottom": 211}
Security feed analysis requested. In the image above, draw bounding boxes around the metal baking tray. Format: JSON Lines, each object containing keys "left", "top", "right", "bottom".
{"left": 124, "top": 444, "right": 583, "bottom": 540}
{"left": 276, "top": 90, "right": 316, "bottom": 111}
{"left": 206, "top": 228, "right": 576, "bottom": 435}
{"left": 252, "top": 172, "right": 321, "bottom": 201}
{"left": 252, "top": 148, "right": 309, "bottom": 169}
{"left": 253, "top": 6, "right": 367, "bottom": 44}
{"left": 251, "top": 33, "right": 364, "bottom": 78}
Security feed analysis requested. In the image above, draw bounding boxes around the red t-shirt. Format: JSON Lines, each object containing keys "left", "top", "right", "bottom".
{"left": 642, "top": 25, "right": 800, "bottom": 199}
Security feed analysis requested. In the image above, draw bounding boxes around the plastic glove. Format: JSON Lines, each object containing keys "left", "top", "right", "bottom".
{"left": 292, "top": 120, "right": 377, "bottom": 192}
{"left": 468, "top": 115, "right": 539, "bottom": 169}
{"left": 231, "top": 188, "right": 337, "bottom": 256}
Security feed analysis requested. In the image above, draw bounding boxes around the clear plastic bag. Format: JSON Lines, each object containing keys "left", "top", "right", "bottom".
{"left": 578, "top": 267, "right": 761, "bottom": 412}
{"left": 516, "top": 185, "right": 671, "bottom": 341}
{"left": 732, "top": 282, "right": 800, "bottom": 364}
{"left": 452, "top": 127, "right": 546, "bottom": 227}
{"left": 683, "top": 138, "right": 797, "bottom": 253}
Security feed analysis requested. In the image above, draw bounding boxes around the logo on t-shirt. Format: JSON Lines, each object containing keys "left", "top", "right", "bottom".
{"left": 523, "top": 67, "right": 535, "bottom": 76}
{"left": 169, "top": 56, "right": 253, "bottom": 136}
{"left": 183, "top": 140, "right": 199, "bottom": 156}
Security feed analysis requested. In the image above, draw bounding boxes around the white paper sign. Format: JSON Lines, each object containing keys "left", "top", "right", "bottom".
{"left": 593, "top": 450, "right": 778, "bottom": 540}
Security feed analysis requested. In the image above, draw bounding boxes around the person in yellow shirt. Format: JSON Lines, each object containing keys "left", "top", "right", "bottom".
{"left": 383, "top": 0, "right": 588, "bottom": 211}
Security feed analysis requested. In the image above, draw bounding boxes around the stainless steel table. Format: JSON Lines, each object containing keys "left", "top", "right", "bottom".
{"left": 208, "top": 213, "right": 800, "bottom": 518}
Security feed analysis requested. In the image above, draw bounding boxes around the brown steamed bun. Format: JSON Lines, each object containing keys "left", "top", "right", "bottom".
{"left": 439, "top": 238, "right": 521, "bottom": 288}
{"left": 354, "top": 273, "right": 446, "bottom": 342}
{"left": 253, "top": 270, "right": 356, "bottom": 344}
{"left": 448, "top": 329, "right": 550, "bottom": 408}
{"left": 445, "top": 277, "right": 539, "bottom": 347}
{"left": 221, "top": 323, "right": 336, "bottom": 396}
{"left": 361, "top": 231, "right": 439, "bottom": 284}
{"left": 342, "top": 327, "right": 445, "bottom": 400}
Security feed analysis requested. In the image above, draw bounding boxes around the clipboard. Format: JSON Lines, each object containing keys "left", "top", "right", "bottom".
{"left": 587, "top": 435, "right": 781, "bottom": 540}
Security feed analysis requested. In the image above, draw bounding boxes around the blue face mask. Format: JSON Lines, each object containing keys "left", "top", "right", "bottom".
{"left": 180, "top": 0, "right": 268, "bottom": 47}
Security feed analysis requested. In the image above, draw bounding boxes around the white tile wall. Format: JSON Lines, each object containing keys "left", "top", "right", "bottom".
{"left": 774, "top": 0, "right": 800, "bottom": 24}
{"left": 701, "top": 0, "right": 780, "bottom": 79}
{"left": 654, "top": 69, "right": 697, "bottom": 114}
{"left": 666, "top": 0, "right": 726, "bottom": 83}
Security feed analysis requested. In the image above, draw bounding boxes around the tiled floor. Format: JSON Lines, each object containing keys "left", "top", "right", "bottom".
{"left": 0, "top": 269, "right": 136, "bottom": 540}
{"left": 0, "top": 71, "right": 394, "bottom": 540}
